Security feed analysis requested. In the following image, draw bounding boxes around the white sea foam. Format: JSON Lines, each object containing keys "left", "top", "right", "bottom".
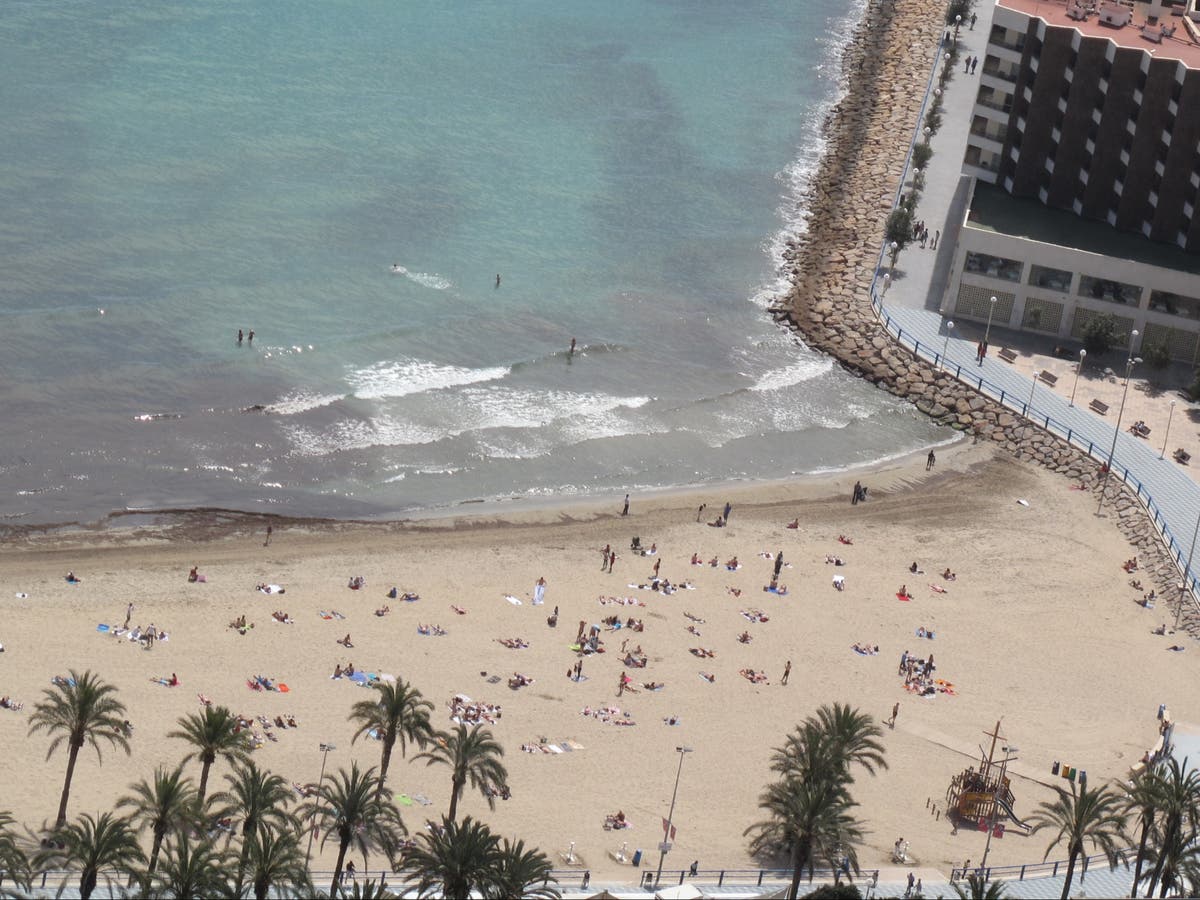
{"left": 268, "top": 391, "right": 345, "bottom": 416}
{"left": 751, "top": 358, "right": 833, "bottom": 392}
{"left": 389, "top": 264, "right": 452, "bottom": 290}
{"left": 347, "top": 358, "right": 510, "bottom": 400}
{"left": 748, "top": 0, "right": 870, "bottom": 311}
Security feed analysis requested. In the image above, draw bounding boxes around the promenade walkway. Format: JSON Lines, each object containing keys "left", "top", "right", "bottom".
{"left": 874, "top": 5, "right": 1200, "bottom": 609}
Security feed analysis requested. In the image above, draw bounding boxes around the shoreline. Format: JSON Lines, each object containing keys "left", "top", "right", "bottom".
{"left": 0, "top": 436, "right": 972, "bottom": 554}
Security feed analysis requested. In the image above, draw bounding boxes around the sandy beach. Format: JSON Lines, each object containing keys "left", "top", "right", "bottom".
{"left": 0, "top": 441, "right": 1189, "bottom": 879}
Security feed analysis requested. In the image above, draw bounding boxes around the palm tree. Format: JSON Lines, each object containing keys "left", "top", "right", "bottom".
{"left": 349, "top": 680, "right": 434, "bottom": 797}
{"left": 245, "top": 824, "right": 310, "bottom": 900}
{"left": 305, "top": 762, "right": 406, "bottom": 897}
{"left": 1125, "top": 766, "right": 1164, "bottom": 897}
{"left": 33, "top": 811, "right": 145, "bottom": 900}
{"left": 1029, "top": 781, "right": 1128, "bottom": 900}
{"left": 487, "top": 836, "right": 560, "bottom": 899}
{"left": 413, "top": 723, "right": 508, "bottom": 823}
{"left": 399, "top": 815, "right": 500, "bottom": 898}
{"left": 168, "top": 705, "right": 252, "bottom": 804}
{"left": 745, "top": 775, "right": 864, "bottom": 900}
{"left": 151, "top": 833, "right": 230, "bottom": 898}
{"left": 27, "top": 670, "right": 130, "bottom": 829}
{"left": 750, "top": 705, "right": 885, "bottom": 900}
{"left": 116, "top": 765, "right": 200, "bottom": 883}
{"left": 0, "top": 810, "right": 31, "bottom": 898}
{"left": 1143, "top": 756, "right": 1200, "bottom": 897}
{"left": 210, "top": 760, "right": 296, "bottom": 896}
{"left": 952, "top": 873, "right": 1009, "bottom": 898}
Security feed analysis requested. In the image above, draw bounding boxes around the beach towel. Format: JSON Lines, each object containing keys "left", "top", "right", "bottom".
{"left": 96, "top": 624, "right": 110, "bottom": 633}
{"left": 896, "top": 592, "right": 911, "bottom": 602}
{"left": 15, "top": 592, "right": 28, "bottom": 599}
{"left": 504, "top": 595, "right": 522, "bottom": 605}
{"left": 1016, "top": 498, "right": 1030, "bottom": 507}
{"left": 397, "top": 794, "right": 414, "bottom": 806}
{"left": 412, "top": 794, "right": 433, "bottom": 806}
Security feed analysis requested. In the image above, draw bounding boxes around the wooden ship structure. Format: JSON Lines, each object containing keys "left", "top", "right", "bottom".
{"left": 946, "top": 721, "right": 1031, "bottom": 833}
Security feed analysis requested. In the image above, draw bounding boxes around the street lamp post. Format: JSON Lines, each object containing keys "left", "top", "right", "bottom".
{"left": 1161, "top": 401, "right": 1176, "bottom": 459}
{"left": 923, "top": 126, "right": 932, "bottom": 145}
{"left": 889, "top": 241, "right": 899, "bottom": 274}
{"left": 1028, "top": 371, "right": 1039, "bottom": 415}
{"left": 882, "top": 273, "right": 891, "bottom": 294}
{"left": 955, "top": 14, "right": 963, "bottom": 41}
{"left": 984, "top": 296, "right": 998, "bottom": 344}
{"left": 980, "top": 746, "right": 1020, "bottom": 871}
{"left": 1097, "top": 356, "right": 1142, "bottom": 516}
{"left": 654, "top": 746, "right": 693, "bottom": 886}
{"left": 304, "top": 742, "right": 336, "bottom": 869}
{"left": 941, "top": 320, "right": 955, "bottom": 372}
{"left": 1069, "top": 349, "right": 1086, "bottom": 406}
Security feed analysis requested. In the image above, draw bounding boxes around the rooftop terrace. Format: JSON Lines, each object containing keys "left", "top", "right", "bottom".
{"left": 967, "top": 181, "right": 1200, "bottom": 275}
{"left": 998, "top": 0, "right": 1200, "bottom": 68}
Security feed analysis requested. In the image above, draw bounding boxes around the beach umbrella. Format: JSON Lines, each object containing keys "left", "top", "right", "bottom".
{"left": 655, "top": 885, "right": 703, "bottom": 899}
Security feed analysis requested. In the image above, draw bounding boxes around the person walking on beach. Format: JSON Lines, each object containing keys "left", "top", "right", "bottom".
{"left": 696, "top": 503, "right": 705, "bottom": 522}
{"left": 621, "top": 494, "right": 629, "bottom": 517}
{"left": 852, "top": 480, "right": 862, "bottom": 505}
{"left": 891, "top": 701, "right": 900, "bottom": 729}
{"left": 124, "top": 603, "right": 134, "bottom": 629}
{"left": 773, "top": 552, "right": 784, "bottom": 579}
{"left": 652, "top": 558, "right": 661, "bottom": 578}
{"left": 264, "top": 524, "right": 272, "bottom": 547}
{"left": 781, "top": 660, "right": 791, "bottom": 685}
{"left": 601, "top": 544, "right": 611, "bottom": 569}
{"left": 723, "top": 501, "right": 732, "bottom": 522}
{"left": 608, "top": 550, "right": 617, "bottom": 573}
{"left": 927, "top": 450, "right": 936, "bottom": 471}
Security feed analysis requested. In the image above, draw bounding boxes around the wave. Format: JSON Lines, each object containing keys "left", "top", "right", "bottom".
{"left": 267, "top": 391, "right": 345, "bottom": 416}
{"left": 389, "top": 264, "right": 452, "bottom": 291}
{"left": 751, "top": 358, "right": 834, "bottom": 392}
{"left": 347, "top": 358, "right": 511, "bottom": 400}
{"left": 280, "top": 387, "right": 653, "bottom": 457}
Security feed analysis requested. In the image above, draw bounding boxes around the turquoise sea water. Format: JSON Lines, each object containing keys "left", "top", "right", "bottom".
{"left": 0, "top": 0, "right": 941, "bottom": 525}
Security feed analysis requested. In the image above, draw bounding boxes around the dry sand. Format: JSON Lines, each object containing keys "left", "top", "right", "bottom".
{"left": 0, "top": 440, "right": 1189, "bottom": 879}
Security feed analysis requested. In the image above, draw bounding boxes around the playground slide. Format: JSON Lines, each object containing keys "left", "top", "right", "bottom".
{"left": 998, "top": 796, "right": 1032, "bottom": 831}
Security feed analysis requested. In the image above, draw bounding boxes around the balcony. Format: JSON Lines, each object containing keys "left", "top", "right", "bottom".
{"left": 982, "top": 61, "right": 1018, "bottom": 83}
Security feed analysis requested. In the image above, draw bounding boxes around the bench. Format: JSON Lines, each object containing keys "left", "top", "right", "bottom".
{"left": 998, "top": 347, "right": 1018, "bottom": 364}
{"left": 1038, "top": 371, "right": 1059, "bottom": 387}
{"left": 1175, "top": 448, "right": 1191, "bottom": 465}
{"left": 1089, "top": 399, "right": 1110, "bottom": 415}
{"left": 1129, "top": 423, "right": 1151, "bottom": 438}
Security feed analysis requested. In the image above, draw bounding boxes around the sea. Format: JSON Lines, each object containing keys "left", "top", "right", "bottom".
{"left": 0, "top": 0, "right": 945, "bottom": 527}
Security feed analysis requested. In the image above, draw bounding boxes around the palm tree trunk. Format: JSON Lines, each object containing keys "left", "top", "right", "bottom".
{"left": 787, "top": 837, "right": 803, "bottom": 900}
{"left": 448, "top": 774, "right": 464, "bottom": 823}
{"left": 331, "top": 833, "right": 350, "bottom": 898}
{"left": 1060, "top": 850, "right": 1078, "bottom": 900}
{"left": 197, "top": 760, "right": 213, "bottom": 806}
{"left": 377, "top": 732, "right": 395, "bottom": 801}
{"left": 1147, "top": 818, "right": 1176, "bottom": 898}
{"left": 255, "top": 874, "right": 269, "bottom": 900}
{"left": 80, "top": 867, "right": 98, "bottom": 900}
{"left": 235, "top": 820, "right": 252, "bottom": 896}
{"left": 55, "top": 742, "right": 82, "bottom": 829}
{"left": 1132, "top": 818, "right": 1151, "bottom": 898}
{"left": 148, "top": 828, "right": 165, "bottom": 881}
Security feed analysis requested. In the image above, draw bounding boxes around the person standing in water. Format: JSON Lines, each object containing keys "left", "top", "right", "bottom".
{"left": 495, "top": 274, "right": 501, "bottom": 287}
{"left": 570, "top": 337, "right": 576, "bottom": 356}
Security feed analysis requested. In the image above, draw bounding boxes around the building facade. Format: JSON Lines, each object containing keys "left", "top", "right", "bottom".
{"left": 950, "top": 0, "right": 1200, "bottom": 356}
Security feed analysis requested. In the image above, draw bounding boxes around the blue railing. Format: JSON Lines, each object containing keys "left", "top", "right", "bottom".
{"left": 869, "top": 287, "right": 1200, "bottom": 601}
{"left": 548, "top": 866, "right": 878, "bottom": 889}
{"left": 949, "top": 847, "right": 1131, "bottom": 883}
{"left": 856, "top": 30, "right": 1200, "bottom": 612}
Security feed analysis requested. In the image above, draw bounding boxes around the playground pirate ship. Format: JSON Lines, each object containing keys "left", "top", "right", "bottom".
{"left": 946, "top": 721, "right": 1031, "bottom": 834}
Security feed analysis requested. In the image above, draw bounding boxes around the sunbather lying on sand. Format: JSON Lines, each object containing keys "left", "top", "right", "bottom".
{"left": 684, "top": 611, "right": 705, "bottom": 623}
{"left": 740, "top": 668, "right": 768, "bottom": 684}
{"left": 509, "top": 673, "right": 534, "bottom": 689}
{"left": 497, "top": 637, "right": 529, "bottom": 649}
{"left": 725, "top": 557, "right": 740, "bottom": 570}
{"left": 786, "top": 518, "right": 799, "bottom": 529}
{"left": 699, "top": 672, "right": 716, "bottom": 683}
{"left": 838, "top": 535, "right": 853, "bottom": 545}
{"left": 825, "top": 555, "right": 845, "bottom": 566}
{"left": 738, "top": 631, "right": 753, "bottom": 644}
{"left": 690, "top": 647, "right": 715, "bottom": 659}
{"left": 451, "top": 604, "right": 467, "bottom": 615}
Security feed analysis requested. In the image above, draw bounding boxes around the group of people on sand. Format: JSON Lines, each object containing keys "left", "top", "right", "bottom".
{"left": 449, "top": 695, "right": 501, "bottom": 725}
{"left": 331, "top": 662, "right": 358, "bottom": 678}
{"left": 417, "top": 623, "right": 446, "bottom": 636}
{"left": 229, "top": 615, "right": 253, "bottom": 635}
{"left": 271, "top": 610, "right": 294, "bottom": 624}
